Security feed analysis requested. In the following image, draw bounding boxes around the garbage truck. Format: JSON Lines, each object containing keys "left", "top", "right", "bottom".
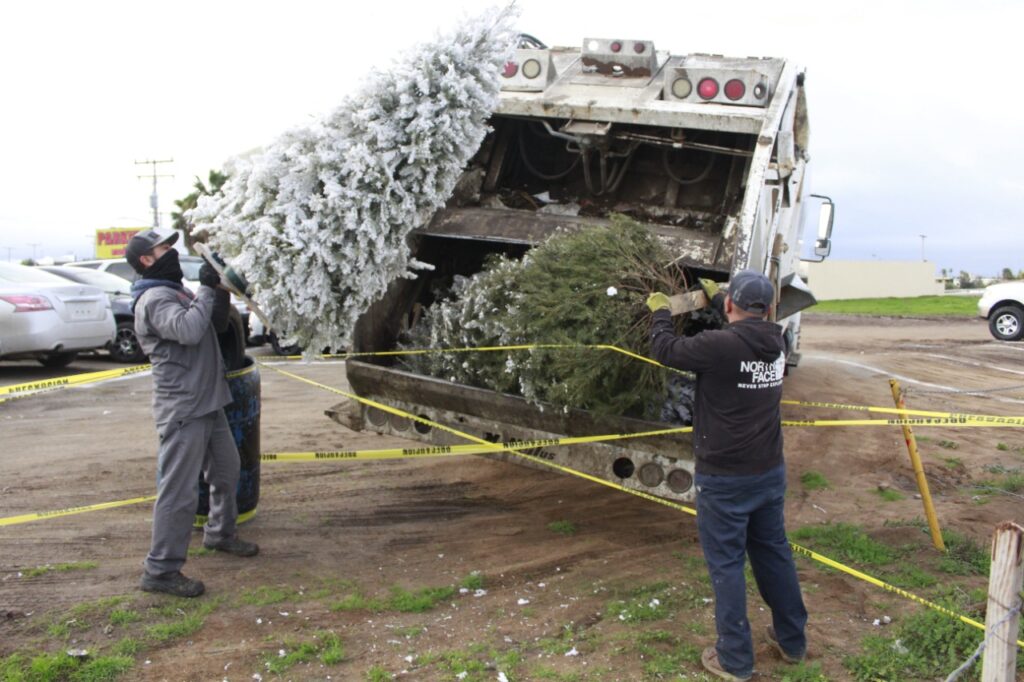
{"left": 330, "top": 36, "right": 836, "bottom": 502}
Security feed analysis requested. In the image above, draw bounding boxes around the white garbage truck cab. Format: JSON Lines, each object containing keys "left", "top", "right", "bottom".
{"left": 335, "top": 36, "right": 835, "bottom": 502}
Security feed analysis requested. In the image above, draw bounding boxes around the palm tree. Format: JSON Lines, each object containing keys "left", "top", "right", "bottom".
{"left": 171, "top": 170, "right": 228, "bottom": 255}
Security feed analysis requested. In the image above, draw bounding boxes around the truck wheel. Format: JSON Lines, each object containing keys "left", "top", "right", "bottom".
{"left": 38, "top": 352, "right": 78, "bottom": 368}
{"left": 110, "top": 321, "right": 147, "bottom": 363}
{"left": 989, "top": 306, "right": 1024, "bottom": 341}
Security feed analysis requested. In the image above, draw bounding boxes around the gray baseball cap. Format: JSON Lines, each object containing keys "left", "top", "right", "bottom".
{"left": 728, "top": 270, "right": 774, "bottom": 314}
{"left": 126, "top": 229, "right": 179, "bottom": 273}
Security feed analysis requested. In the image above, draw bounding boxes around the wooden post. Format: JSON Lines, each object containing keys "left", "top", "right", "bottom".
{"left": 981, "top": 521, "right": 1024, "bottom": 681}
{"left": 889, "top": 379, "right": 946, "bottom": 551}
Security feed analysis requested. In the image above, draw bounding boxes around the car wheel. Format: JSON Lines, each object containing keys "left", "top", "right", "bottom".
{"left": 110, "top": 321, "right": 147, "bottom": 363}
{"left": 269, "top": 332, "right": 302, "bottom": 356}
{"left": 38, "top": 352, "right": 78, "bottom": 368}
{"left": 989, "top": 306, "right": 1024, "bottom": 341}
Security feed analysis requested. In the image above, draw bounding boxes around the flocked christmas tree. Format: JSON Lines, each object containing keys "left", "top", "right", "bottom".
{"left": 190, "top": 6, "right": 518, "bottom": 352}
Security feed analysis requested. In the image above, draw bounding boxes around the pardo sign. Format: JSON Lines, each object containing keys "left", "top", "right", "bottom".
{"left": 95, "top": 228, "right": 145, "bottom": 259}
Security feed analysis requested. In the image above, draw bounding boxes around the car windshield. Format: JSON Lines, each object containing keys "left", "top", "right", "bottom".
{"left": 0, "top": 262, "right": 71, "bottom": 284}
{"left": 41, "top": 267, "right": 132, "bottom": 294}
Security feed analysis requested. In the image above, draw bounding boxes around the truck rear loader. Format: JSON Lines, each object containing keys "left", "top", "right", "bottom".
{"left": 331, "top": 35, "right": 836, "bottom": 502}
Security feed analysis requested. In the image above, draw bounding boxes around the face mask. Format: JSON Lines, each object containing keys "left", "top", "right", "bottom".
{"left": 142, "top": 248, "right": 184, "bottom": 284}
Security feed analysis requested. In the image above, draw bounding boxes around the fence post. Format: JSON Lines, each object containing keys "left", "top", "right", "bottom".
{"left": 981, "top": 521, "right": 1024, "bottom": 681}
{"left": 889, "top": 379, "right": 945, "bottom": 551}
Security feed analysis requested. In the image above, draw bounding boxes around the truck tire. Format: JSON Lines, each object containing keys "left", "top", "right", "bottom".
{"left": 989, "top": 305, "right": 1024, "bottom": 341}
{"left": 38, "top": 352, "right": 77, "bottom": 368}
{"left": 269, "top": 332, "right": 302, "bottom": 356}
{"left": 217, "top": 307, "right": 247, "bottom": 371}
{"left": 110, "top": 321, "right": 147, "bottom": 363}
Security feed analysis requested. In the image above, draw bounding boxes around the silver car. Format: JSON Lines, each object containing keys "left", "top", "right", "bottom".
{"left": 0, "top": 263, "right": 115, "bottom": 368}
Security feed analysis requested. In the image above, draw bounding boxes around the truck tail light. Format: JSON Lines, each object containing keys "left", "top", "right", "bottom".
{"left": 697, "top": 78, "right": 719, "bottom": 100}
{"left": 671, "top": 77, "right": 693, "bottom": 98}
{"left": 1, "top": 294, "right": 54, "bottom": 312}
{"left": 724, "top": 79, "right": 746, "bottom": 100}
{"left": 610, "top": 41, "right": 622, "bottom": 53}
{"left": 521, "top": 59, "right": 542, "bottom": 79}
{"left": 502, "top": 62, "right": 518, "bottom": 78}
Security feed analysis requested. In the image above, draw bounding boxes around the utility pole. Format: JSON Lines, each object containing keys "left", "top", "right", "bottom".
{"left": 919, "top": 234, "right": 927, "bottom": 262}
{"left": 28, "top": 242, "right": 40, "bottom": 262}
{"left": 135, "top": 158, "right": 174, "bottom": 229}
{"left": 3, "top": 246, "right": 13, "bottom": 262}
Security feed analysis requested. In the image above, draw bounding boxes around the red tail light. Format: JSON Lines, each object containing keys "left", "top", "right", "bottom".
{"left": 610, "top": 41, "right": 622, "bottom": 53}
{"left": 502, "top": 62, "right": 518, "bottom": 78}
{"left": 724, "top": 79, "right": 746, "bottom": 100}
{"left": 0, "top": 294, "right": 53, "bottom": 312}
{"left": 697, "top": 78, "right": 719, "bottom": 100}
{"left": 633, "top": 42, "right": 646, "bottom": 54}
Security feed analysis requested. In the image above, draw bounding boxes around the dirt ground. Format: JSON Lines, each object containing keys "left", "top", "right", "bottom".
{"left": 1, "top": 315, "right": 1023, "bottom": 681}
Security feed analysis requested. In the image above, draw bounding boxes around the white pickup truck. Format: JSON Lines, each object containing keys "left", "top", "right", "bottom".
{"left": 978, "top": 282, "right": 1024, "bottom": 341}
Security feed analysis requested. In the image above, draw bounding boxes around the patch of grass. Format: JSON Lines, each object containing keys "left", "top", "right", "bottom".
{"left": 186, "top": 546, "right": 214, "bottom": 558}
{"left": 0, "top": 652, "right": 133, "bottom": 682}
{"left": 21, "top": 561, "right": 98, "bottom": 578}
{"left": 632, "top": 630, "right": 699, "bottom": 679}
{"left": 108, "top": 608, "right": 140, "bottom": 626}
{"left": 843, "top": 593, "right": 988, "bottom": 680}
{"left": 996, "top": 442, "right": 1010, "bottom": 451}
{"left": 459, "top": 571, "right": 485, "bottom": 590}
{"left": 874, "top": 487, "right": 904, "bottom": 502}
{"left": 144, "top": 599, "right": 217, "bottom": 643}
{"left": 810, "top": 295, "right": 980, "bottom": 317}
{"left": 366, "top": 665, "right": 391, "bottom": 682}
{"left": 109, "top": 637, "right": 142, "bottom": 658}
{"left": 547, "top": 520, "right": 577, "bottom": 536}
{"left": 942, "top": 456, "right": 963, "bottom": 468}
{"left": 799, "top": 471, "right": 829, "bottom": 491}
{"left": 937, "top": 439, "right": 959, "bottom": 450}
{"left": 938, "top": 530, "right": 990, "bottom": 576}
{"left": 330, "top": 584, "right": 455, "bottom": 613}
{"left": 536, "top": 624, "right": 580, "bottom": 655}
{"left": 531, "top": 666, "right": 582, "bottom": 681}
{"left": 790, "top": 523, "right": 896, "bottom": 566}
{"left": 239, "top": 584, "right": 297, "bottom": 606}
{"left": 881, "top": 564, "right": 937, "bottom": 589}
{"left": 605, "top": 582, "right": 673, "bottom": 623}
{"left": 391, "top": 625, "right": 424, "bottom": 639}
{"left": 264, "top": 631, "right": 344, "bottom": 675}
{"left": 776, "top": 661, "right": 829, "bottom": 681}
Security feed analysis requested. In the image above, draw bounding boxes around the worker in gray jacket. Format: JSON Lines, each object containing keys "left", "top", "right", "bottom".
{"left": 127, "top": 229, "right": 258, "bottom": 598}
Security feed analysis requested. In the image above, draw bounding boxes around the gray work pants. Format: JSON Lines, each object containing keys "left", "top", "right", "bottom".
{"left": 144, "top": 410, "right": 239, "bottom": 576}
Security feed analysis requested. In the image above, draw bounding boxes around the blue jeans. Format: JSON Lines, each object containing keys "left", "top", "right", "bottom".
{"left": 696, "top": 464, "right": 807, "bottom": 677}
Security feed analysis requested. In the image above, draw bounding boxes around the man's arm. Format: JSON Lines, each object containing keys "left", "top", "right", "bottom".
{"left": 210, "top": 288, "right": 231, "bottom": 334}
{"left": 650, "top": 309, "right": 719, "bottom": 372}
{"left": 142, "top": 288, "right": 216, "bottom": 346}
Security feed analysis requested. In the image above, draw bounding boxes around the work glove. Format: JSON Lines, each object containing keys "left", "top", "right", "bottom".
{"left": 699, "top": 278, "right": 726, "bottom": 316}
{"left": 199, "top": 261, "right": 221, "bottom": 288}
{"left": 646, "top": 292, "right": 671, "bottom": 313}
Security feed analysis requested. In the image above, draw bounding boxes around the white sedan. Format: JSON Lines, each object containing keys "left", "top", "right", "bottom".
{"left": 0, "top": 263, "right": 115, "bottom": 367}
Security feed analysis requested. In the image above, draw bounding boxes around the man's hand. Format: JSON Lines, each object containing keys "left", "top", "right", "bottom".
{"left": 646, "top": 292, "right": 671, "bottom": 313}
{"left": 698, "top": 278, "right": 720, "bottom": 300}
{"left": 199, "top": 262, "right": 221, "bottom": 288}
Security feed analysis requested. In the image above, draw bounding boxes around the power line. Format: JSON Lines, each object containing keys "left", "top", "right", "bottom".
{"left": 135, "top": 158, "right": 174, "bottom": 228}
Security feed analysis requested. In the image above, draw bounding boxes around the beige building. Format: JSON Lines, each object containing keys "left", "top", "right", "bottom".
{"left": 802, "top": 260, "right": 942, "bottom": 301}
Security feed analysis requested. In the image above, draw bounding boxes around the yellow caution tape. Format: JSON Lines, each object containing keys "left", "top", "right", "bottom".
{"left": 0, "top": 364, "right": 151, "bottom": 403}
{"left": 0, "top": 495, "right": 156, "bottom": 527}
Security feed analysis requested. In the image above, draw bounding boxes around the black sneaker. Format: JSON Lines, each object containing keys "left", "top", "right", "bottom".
{"left": 203, "top": 536, "right": 259, "bottom": 557}
{"left": 140, "top": 571, "right": 205, "bottom": 598}
{"left": 766, "top": 626, "right": 805, "bottom": 664}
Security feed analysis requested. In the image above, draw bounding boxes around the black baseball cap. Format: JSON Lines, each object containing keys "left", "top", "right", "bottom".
{"left": 728, "top": 270, "right": 774, "bottom": 314}
{"left": 126, "top": 229, "right": 179, "bottom": 273}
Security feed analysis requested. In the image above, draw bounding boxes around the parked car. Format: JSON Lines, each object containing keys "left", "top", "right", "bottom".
{"left": 0, "top": 262, "right": 115, "bottom": 367}
{"left": 38, "top": 266, "right": 145, "bottom": 363}
{"left": 69, "top": 254, "right": 258, "bottom": 344}
{"left": 978, "top": 282, "right": 1024, "bottom": 341}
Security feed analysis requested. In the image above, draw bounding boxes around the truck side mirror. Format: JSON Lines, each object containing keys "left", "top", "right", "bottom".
{"left": 811, "top": 194, "right": 834, "bottom": 259}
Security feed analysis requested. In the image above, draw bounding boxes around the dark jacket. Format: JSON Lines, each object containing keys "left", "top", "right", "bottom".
{"left": 650, "top": 310, "right": 785, "bottom": 475}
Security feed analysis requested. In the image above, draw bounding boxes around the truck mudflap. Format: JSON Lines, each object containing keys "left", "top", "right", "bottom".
{"left": 332, "top": 360, "right": 696, "bottom": 502}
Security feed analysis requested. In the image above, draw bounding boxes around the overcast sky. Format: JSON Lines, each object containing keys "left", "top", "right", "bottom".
{"left": 0, "top": 0, "right": 1019, "bottom": 275}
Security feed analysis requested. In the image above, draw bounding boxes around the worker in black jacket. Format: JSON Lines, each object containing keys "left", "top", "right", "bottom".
{"left": 647, "top": 270, "right": 807, "bottom": 682}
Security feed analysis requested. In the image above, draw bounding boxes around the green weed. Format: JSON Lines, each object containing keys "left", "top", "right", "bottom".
{"left": 605, "top": 582, "right": 673, "bottom": 623}
{"left": 239, "top": 584, "right": 296, "bottom": 606}
{"left": 331, "top": 584, "right": 454, "bottom": 613}
{"left": 937, "top": 440, "right": 959, "bottom": 450}
{"left": 460, "top": 571, "right": 485, "bottom": 590}
{"left": 0, "top": 652, "right": 133, "bottom": 682}
{"left": 264, "top": 631, "right": 344, "bottom": 674}
{"left": 790, "top": 523, "right": 896, "bottom": 565}
{"left": 144, "top": 600, "right": 217, "bottom": 643}
{"left": 943, "top": 456, "right": 963, "bottom": 468}
{"left": 530, "top": 666, "right": 581, "bottom": 681}
{"left": 874, "top": 487, "right": 904, "bottom": 502}
{"left": 366, "top": 665, "right": 392, "bottom": 681}
{"left": 938, "top": 530, "right": 990, "bottom": 576}
{"left": 390, "top": 625, "right": 425, "bottom": 639}
{"left": 108, "top": 609, "right": 140, "bottom": 626}
{"left": 547, "top": 520, "right": 577, "bottom": 536}
{"left": 186, "top": 546, "right": 214, "bottom": 557}
{"left": 996, "top": 442, "right": 1009, "bottom": 451}
{"left": 21, "top": 561, "right": 98, "bottom": 578}
{"left": 777, "top": 661, "right": 829, "bottom": 681}
{"left": 799, "top": 471, "right": 829, "bottom": 491}
{"left": 109, "top": 637, "right": 142, "bottom": 658}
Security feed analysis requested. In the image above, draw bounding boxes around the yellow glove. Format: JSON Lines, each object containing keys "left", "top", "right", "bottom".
{"left": 698, "top": 278, "right": 720, "bottom": 300}
{"left": 646, "top": 292, "right": 671, "bottom": 312}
